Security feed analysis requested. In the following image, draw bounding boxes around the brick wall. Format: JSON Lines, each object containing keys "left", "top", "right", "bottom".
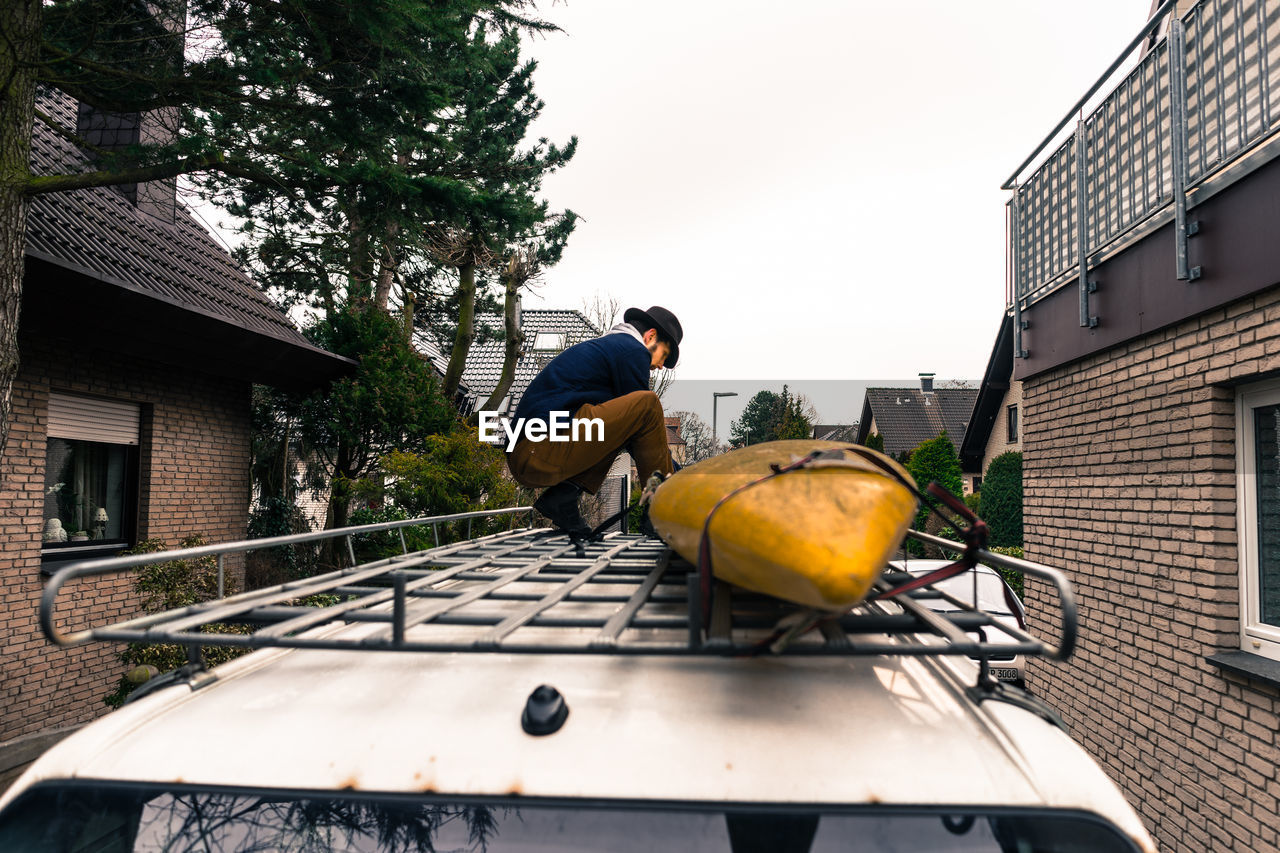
{"left": 1024, "top": 285, "right": 1280, "bottom": 853}
{"left": 0, "top": 332, "right": 251, "bottom": 745}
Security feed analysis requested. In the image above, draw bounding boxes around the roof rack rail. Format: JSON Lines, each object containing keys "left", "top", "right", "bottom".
{"left": 41, "top": 513, "right": 1077, "bottom": 669}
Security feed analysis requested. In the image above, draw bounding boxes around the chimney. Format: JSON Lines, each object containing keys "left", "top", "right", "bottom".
{"left": 74, "top": 6, "right": 184, "bottom": 222}
{"left": 919, "top": 373, "right": 935, "bottom": 394}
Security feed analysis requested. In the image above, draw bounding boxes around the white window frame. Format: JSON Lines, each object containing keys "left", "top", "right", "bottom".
{"left": 1236, "top": 378, "right": 1280, "bottom": 662}
{"left": 531, "top": 332, "right": 566, "bottom": 352}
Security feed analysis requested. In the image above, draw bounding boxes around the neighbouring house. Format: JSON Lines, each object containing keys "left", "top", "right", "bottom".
{"left": 0, "top": 88, "right": 353, "bottom": 788}
{"left": 458, "top": 307, "right": 600, "bottom": 418}
{"left": 811, "top": 424, "right": 857, "bottom": 442}
{"left": 854, "top": 374, "right": 979, "bottom": 490}
{"left": 959, "top": 314, "right": 1023, "bottom": 493}
{"left": 1005, "top": 2, "right": 1280, "bottom": 849}
{"left": 665, "top": 416, "right": 688, "bottom": 466}
{"left": 453, "top": 307, "right": 632, "bottom": 530}
{"left": 413, "top": 330, "right": 477, "bottom": 413}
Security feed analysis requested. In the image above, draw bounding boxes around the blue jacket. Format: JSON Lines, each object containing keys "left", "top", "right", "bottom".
{"left": 514, "top": 333, "right": 650, "bottom": 427}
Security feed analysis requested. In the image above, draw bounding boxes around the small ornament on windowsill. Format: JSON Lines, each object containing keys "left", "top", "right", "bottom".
{"left": 93, "top": 507, "right": 109, "bottom": 540}
{"left": 43, "top": 518, "right": 68, "bottom": 543}
{"left": 70, "top": 531, "right": 90, "bottom": 542}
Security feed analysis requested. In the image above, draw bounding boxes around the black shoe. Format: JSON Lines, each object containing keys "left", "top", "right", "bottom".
{"left": 533, "top": 482, "right": 591, "bottom": 537}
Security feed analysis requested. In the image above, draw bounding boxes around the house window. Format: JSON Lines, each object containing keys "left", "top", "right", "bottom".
{"left": 43, "top": 394, "right": 139, "bottom": 553}
{"left": 1237, "top": 380, "right": 1280, "bottom": 663}
{"left": 1007, "top": 405, "right": 1019, "bottom": 443}
{"left": 531, "top": 332, "right": 566, "bottom": 352}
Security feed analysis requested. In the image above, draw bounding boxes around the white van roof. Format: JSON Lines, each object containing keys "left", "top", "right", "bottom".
{"left": 8, "top": 528, "right": 1155, "bottom": 852}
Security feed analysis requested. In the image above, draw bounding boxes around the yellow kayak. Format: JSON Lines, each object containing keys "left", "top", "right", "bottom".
{"left": 649, "top": 440, "right": 918, "bottom": 611}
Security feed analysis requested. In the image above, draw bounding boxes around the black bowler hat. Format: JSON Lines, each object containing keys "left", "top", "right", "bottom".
{"left": 624, "top": 305, "right": 683, "bottom": 368}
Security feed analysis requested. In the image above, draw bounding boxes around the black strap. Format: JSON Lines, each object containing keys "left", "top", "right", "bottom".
{"left": 589, "top": 506, "right": 629, "bottom": 538}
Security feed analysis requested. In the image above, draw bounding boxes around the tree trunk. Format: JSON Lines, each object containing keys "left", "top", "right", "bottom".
{"left": 481, "top": 272, "right": 523, "bottom": 413}
{"left": 343, "top": 190, "right": 372, "bottom": 307}
{"left": 321, "top": 441, "right": 355, "bottom": 566}
{"left": 0, "top": 0, "right": 41, "bottom": 463}
{"left": 441, "top": 262, "right": 475, "bottom": 401}
{"left": 402, "top": 289, "right": 416, "bottom": 340}
{"left": 373, "top": 219, "right": 400, "bottom": 311}
{"left": 373, "top": 152, "right": 409, "bottom": 312}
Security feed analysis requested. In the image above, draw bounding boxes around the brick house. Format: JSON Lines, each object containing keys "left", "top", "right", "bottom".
{"left": 1007, "top": 2, "right": 1280, "bottom": 849}
{"left": 960, "top": 314, "right": 1024, "bottom": 492}
{"left": 0, "top": 89, "right": 352, "bottom": 785}
{"left": 853, "top": 374, "right": 979, "bottom": 491}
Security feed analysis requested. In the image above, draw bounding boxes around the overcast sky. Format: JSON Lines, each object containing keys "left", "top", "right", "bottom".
{"left": 517, "top": 0, "right": 1157, "bottom": 383}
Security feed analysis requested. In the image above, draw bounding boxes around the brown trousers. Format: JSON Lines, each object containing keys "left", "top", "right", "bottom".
{"left": 507, "top": 390, "right": 673, "bottom": 494}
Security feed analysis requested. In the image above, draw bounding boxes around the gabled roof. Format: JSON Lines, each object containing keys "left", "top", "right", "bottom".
{"left": 960, "top": 314, "right": 1015, "bottom": 472}
{"left": 855, "top": 385, "right": 978, "bottom": 457}
{"left": 811, "top": 424, "right": 857, "bottom": 442}
{"left": 460, "top": 309, "right": 601, "bottom": 411}
{"left": 664, "top": 416, "right": 686, "bottom": 446}
{"left": 22, "top": 88, "right": 354, "bottom": 390}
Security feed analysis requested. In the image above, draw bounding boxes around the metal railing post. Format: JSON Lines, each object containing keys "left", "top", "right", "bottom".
{"left": 217, "top": 555, "right": 225, "bottom": 599}
{"left": 392, "top": 571, "right": 406, "bottom": 648}
{"left": 1170, "top": 17, "right": 1202, "bottom": 282}
{"left": 1075, "top": 120, "right": 1098, "bottom": 328}
{"left": 1011, "top": 197, "right": 1029, "bottom": 359}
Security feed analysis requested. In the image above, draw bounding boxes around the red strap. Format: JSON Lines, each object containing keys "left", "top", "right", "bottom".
{"left": 870, "top": 558, "right": 970, "bottom": 601}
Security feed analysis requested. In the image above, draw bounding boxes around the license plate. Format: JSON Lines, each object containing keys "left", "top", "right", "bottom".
{"left": 989, "top": 667, "right": 1020, "bottom": 682}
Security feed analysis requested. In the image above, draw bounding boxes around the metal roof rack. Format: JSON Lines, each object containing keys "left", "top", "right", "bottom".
{"left": 40, "top": 512, "right": 1077, "bottom": 673}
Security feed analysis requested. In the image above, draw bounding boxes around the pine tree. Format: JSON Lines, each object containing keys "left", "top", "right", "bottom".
{"left": 981, "top": 451, "right": 1023, "bottom": 547}
{"left": 728, "top": 386, "right": 814, "bottom": 446}
{"left": 191, "top": 2, "right": 576, "bottom": 532}
{"left": 907, "top": 431, "right": 963, "bottom": 525}
{"left": 729, "top": 390, "right": 782, "bottom": 447}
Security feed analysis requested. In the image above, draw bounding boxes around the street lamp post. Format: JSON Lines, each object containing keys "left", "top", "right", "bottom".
{"left": 712, "top": 392, "right": 738, "bottom": 454}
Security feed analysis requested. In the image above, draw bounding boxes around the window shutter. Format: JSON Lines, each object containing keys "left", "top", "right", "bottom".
{"left": 48, "top": 393, "right": 140, "bottom": 445}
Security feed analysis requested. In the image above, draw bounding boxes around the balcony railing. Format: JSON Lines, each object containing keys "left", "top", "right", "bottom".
{"left": 1006, "top": 0, "right": 1280, "bottom": 355}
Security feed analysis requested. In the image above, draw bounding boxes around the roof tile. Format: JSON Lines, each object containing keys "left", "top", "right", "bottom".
{"left": 458, "top": 310, "right": 602, "bottom": 410}
{"left": 863, "top": 387, "right": 978, "bottom": 456}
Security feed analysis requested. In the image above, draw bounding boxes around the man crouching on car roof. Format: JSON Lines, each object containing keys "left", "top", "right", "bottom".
{"left": 505, "top": 305, "right": 682, "bottom": 538}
